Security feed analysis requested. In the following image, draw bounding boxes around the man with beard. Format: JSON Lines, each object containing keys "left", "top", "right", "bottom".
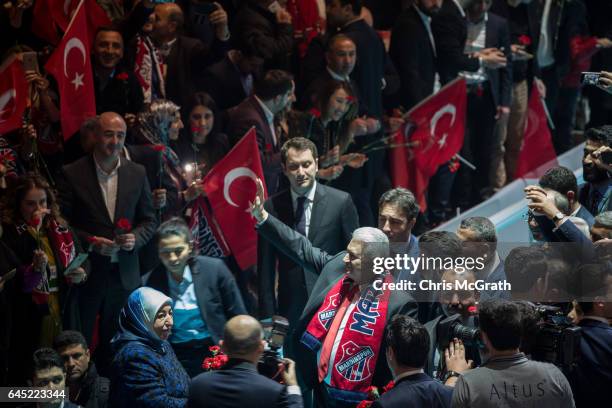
{"left": 257, "top": 138, "right": 358, "bottom": 342}
{"left": 389, "top": 0, "right": 442, "bottom": 110}
{"left": 579, "top": 126, "right": 612, "bottom": 216}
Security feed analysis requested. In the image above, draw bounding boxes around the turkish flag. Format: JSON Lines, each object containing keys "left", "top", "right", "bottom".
{"left": 32, "top": 0, "right": 61, "bottom": 45}
{"left": 515, "top": 86, "right": 558, "bottom": 178}
{"left": 45, "top": 0, "right": 96, "bottom": 140}
{"left": 203, "top": 128, "right": 267, "bottom": 269}
{"left": 0, "top": 57, "right": 29, "bottom": 136}
{"left": 390, "top": 78, "right": 467, "bottom": 210}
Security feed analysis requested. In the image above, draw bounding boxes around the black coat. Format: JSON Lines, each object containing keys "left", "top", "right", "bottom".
{"left": 188, "top": 359, "right": 303, "bottom": 408}
{"left": 257, "top": 183, "right": 358, "bottom": 323}
{"left": 93, "top": 66, "right": 144, "bottom": 116}
{"left": 57, "top": 155, "right": 157, "bottom": 290}
{"left": 146, "top": 255, "right": 246, "bottom": 343}
{"left": 370, "top": 372, "right": 453, "bottom": 408}
{"left": 484, "top": 13, "right": 513, "bottom": 108}
{"left": 257, "top": 215, "right": 418, "bottom": 390}
{"left": 199, "top": 56, "right": 249, "bottom": 110}
{"left": 389, "top": 6, "right": 437, "bottom": 110}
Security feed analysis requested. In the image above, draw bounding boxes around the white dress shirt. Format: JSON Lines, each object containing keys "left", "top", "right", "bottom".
{"left": 254, "top": 95, "right": 277, "bottom": 147}
{"left": 94, "top": 155, "right": 121, "bottom": 222}
{"left": 462, "top": 13, "right": 489, "bottom": 84}
{"left": 290, "top": 181, "right": 317, "bottom": 237}
{"left": 537, "top": 0, "right": 555, "bottom": 68}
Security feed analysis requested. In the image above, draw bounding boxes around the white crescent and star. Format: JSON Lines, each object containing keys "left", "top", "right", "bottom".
{"left": 0, "top": 89, "right": 16, "bottom": 122}
{"left": 223, "top": 167, "right": 258, "bottom": 210}
{"left": 429, "top": 104, "right": 457, "bottom": 149}
{"left": 63, "top": 38, "right": 87, "bottom": 90}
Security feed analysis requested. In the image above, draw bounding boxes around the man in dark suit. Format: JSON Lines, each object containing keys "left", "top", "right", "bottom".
{"left": 456, "top": 216, "right": 509, "bottom": 301}
{"left": 188, "top": 315, "right": 303, "bottom": 408}
{"left": 199, "top": 48, "right": 264, "bottom": 110}
{"left": 454, "top": 0, "right": 512, "bottom": 206}
{"left": 578, "top": 126, "right": 612, "bottom": 216}
{"left": 147, "top": 218, "right": 246, "bottom": 376}
{"left": 389, "top": 0, "right": 441, "bottom": 111}
{"left": 57, "top": 112, "right": 157, "bottom": 375}
{"left": 258, "top": 138, "right": 359, "bottom": 336}
{"left": 226, "top": 70, "right": 296, "bottom": 195}
{"left": 250, "top": 185, "right": 418, "bottom": 407}
{"left": 372, "top": 315, "right": 452, "bottom": 408}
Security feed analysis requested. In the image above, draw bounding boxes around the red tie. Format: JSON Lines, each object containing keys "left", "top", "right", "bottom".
{"left": 317, "top": 287, "right": 358, "bottom": 382}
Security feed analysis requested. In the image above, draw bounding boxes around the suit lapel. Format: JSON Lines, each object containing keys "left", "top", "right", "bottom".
{"left": 86, "top": 156, "right": 113, "bottom": 225}
{"left": 190, "top": 260, "right": 212, "bottom": 325}
{"left": 485, "top": 16, "right": 494, "bottom": 49}
{"left": 308, "top": 184, "right": 326, "bottom": 242}
{"left": 113, "top": 160, "right": 128, "bottom": 222}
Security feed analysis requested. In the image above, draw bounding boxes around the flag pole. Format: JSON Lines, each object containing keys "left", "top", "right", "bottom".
{"left": 454, "top": 154, "right": 476, "bottom": 171}
{"left": 540, "top": 96, "right": 556, "bottom": 130}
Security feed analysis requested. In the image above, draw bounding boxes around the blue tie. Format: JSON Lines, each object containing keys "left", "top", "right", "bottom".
{"left": 295, "top": 196, "right": 307, "bottom": 236}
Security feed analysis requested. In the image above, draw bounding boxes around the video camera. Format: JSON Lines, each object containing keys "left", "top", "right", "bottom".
{"left": 437, "top": 313, "right": 482, "bottom": 351}
{"left": 258, "top": 316, "right": 289, "bottom": 380}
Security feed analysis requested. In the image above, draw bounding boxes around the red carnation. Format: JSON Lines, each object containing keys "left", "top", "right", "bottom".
{"left": 28, "top": 216, "right": 41, "bottom": 229}
{"left": 116, "top": 218, "right": 132, "bottom": 232}
{"left": 382, "top": 380, "right": 395, "bottom": 393}
{"left": 149, "top": 144, "right": 166, "bottom": 153}
{"left": 265, "top": 143, "right": 273, "bottom": 153}
{"left": 309, "top": 108, "right": 321, "bottom": 118}
{"left": 346, "top": 95, "right": 356, "bottom": 103}
{"left": 356, "top": 401, "right": 372, "bottom": 408}
{"left": 86, "top": 236, "right": 99, "bottom": 244}
{"left": 518, "top": 35, "right": 532, "bottom": 46}
{"left": 115, "top": 72, "right": 129, "bottom": 81}
{"left": 209, "top": 345, "right": 221, "bottom": 355}
{"left": 191, "top": 126, "right": 203, "bottom": 133}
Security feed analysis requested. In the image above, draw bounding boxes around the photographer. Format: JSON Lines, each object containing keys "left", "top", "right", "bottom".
{"left": 450, "top": 299, "right": 575, "bottom": 407}
{"left": 188, "top": 315, "right": 302, "bottom": 408}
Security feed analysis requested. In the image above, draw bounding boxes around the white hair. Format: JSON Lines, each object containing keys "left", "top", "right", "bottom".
{"left": 352, "top": 227, "right": 389, "bottom": 259}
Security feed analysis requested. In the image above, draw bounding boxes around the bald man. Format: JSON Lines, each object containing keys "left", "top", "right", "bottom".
{"left": 189, "top": 315, "right": 303, "bottom": 408}
{"left": 57, "top": 112, "right": 156, "bottom": 375}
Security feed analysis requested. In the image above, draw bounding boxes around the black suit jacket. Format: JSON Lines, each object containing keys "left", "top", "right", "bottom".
{"left": 389, "top": 6, "right": 437, "bottom": 110}
{"left": 578, "top": 181, "right": 612, "bottom": 216}
{"left": 199, "top": 56, "right": 249, "bottom": 111}
{"left": 57, "top": 155, "right": 157, "bottom": 290}
{"left": 225, "top": 95, "right": 282, "bottom": 194}
{"left": 188, "top": 359, "right": 303, "bottom": 408}
{"left": 484, "top": 13, "right": 513, "bottom": 108}
{"left": 257, "top": 184, "right": 359, "bottom": 322}
{"left": 257, "top": 215, "right": 418, "bottom": 389}
{"left": 146, "top": 256, "right": 246, "bottom": 343}
{"left": 371, "top": 372, "right": 453, "bottom": 408}
{"left": 432, "top": 0, "right": 481, "bottom": 84}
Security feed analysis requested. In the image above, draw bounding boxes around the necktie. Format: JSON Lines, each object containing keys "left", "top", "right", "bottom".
{"left": 295, "top": 196, "right": 307, "bottom": 236}
{"left": 592, "top": 189, "right": 603, "bottom": 215}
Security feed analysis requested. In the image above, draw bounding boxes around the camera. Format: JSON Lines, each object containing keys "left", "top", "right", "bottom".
{"left": 581, "top": 72, "right": 601, "bottom": 86}
{"left": 258, "top": 316, "right": 289, "bottom": 380}
{"left": 437, "top": 313, "right": 482, "bottom": 351}
{"left": 529, "top": 304, "right": 582, "bottom": 372}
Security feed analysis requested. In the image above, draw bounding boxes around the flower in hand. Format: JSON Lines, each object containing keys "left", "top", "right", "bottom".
{"left": 116, "top": 218, "right": 132, "bottom": 233}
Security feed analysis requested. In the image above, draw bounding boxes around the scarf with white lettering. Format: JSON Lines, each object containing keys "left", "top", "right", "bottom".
{"left": 301, "top": 274, "right": 392, "bottom": 401}
{"left": 133, "top": 35, "right": 165, "bottom": 104}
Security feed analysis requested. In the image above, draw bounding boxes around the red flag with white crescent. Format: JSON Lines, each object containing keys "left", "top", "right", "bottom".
{"left": 390, "top": 78, "right": 467, "bottom": 210}
{"left": 203, "top": 128, "right": 267, "bottom": 269}
{"left": 0, "top": 57, "right": 29, "bottom": 136}
{"left": 44, "top": 0, "right": 96, "bottom": 140}
{"left": 514, "top": 86, "right": 558, "bottom": 178}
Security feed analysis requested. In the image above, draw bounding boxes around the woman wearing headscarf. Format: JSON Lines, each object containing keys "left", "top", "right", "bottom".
{"left": 109, "top": 287, "right": 190, "bottom": 408}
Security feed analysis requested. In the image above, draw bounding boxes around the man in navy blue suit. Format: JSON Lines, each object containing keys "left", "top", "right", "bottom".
{"left": 372, "top": 315, "right": 452, "bottom": 408}
{"left": 188, "top": 315, "right": 303, "bottom": 408}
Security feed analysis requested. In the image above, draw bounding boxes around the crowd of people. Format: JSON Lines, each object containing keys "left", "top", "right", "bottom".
{"left": 0, "top": 0, "right": 611, "bottom": 407}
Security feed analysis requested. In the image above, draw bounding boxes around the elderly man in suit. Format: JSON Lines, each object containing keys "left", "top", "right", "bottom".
{"left": 226, "top": 69, "right": 296, "bottom": 195}
{"left": 146, "top": 218, "right": 246, "bottom": 376}
{"left": 57, "top": 112, "right": 157, "bottom": 374}
{"left": 251, "top": 182, "right": 418, "bottom": 407}
{"left": 189, "top": 315, "right": 303, "bottom": 408}
{"left": 258, "top": 137, "right": 358, "bottom": 345}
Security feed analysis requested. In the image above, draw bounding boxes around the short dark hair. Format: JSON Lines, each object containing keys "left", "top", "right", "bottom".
{"left": 570, "top": 263, "right": 611, "bottom": 314}
{"left": 585, "top": 125, "right": 612, "bottom": 147}
{"left": 478, "top": 299, "right": 522, "bottom": 351}
{"left": 31, "top": 348, "right": 65, "bottom": 378}
{"left": 386, "top": 315, "right": 429, "bottom": 368}
{"left": 326, "top": 33, "right": 355, "bottom": 52}
{"left": 504, "top": 246, "right": 548, "bottom": 293}
{"left": 281, "top": 137, "right": 319, "bottom": 165}
{"left": 327, "top": 0, "right": 362, "bottom": 15}
{"left": 419, "top": 231, "right": 462, "bottom": 259}
{"left": 222, "top": 324, "right": 262, "bottom": 355}
{"left": 539, "top": 166, "right": 578, "bottom": 197}
{"left": 53, "top": 331, "right": 88, "bottom": 352}
{"left": 459, "top": 217, "right": 497, "bottom": 243}
{"left": 254, "top": 70, "right": 294, "bottom": 101}
{"left": 157, "top": 217, "right": 193, "bottom": 244}
{"left": 94, "top": 26, "right": 123, "bottom": 42}
{"left": 378, "top": 188, "right": 419, "bottom": 220}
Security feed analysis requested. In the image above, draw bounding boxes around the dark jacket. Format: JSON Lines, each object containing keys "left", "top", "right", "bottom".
{"left": 72, "top": 363, "right": 110, "bottom": 408}
{"left": 484, "top": 12, "right": 513, "bottom": 108}
{"left": 258, "top": 183, "right": 358, "bottom": 323}
{"left": 146, "top": 256, "right": 247, "bottom": 344}
{"left": 578, "top": 181, "right": 612, "bottom": 216}
{"left": 231, "top": 0, "right": 294, "bottom": 71}
{"left": 188, "top": 359, "right": 303, "bottom": 408}
{"left": 93, "top": 66, "right": 144, "bottom": 116}
{"left": 225, "top": 95, "right": 282, "bottom": 195}
{"left": 57, "top": 155, "right": 157, "bottom": 290}
{"left": 257, "top": 215, "right": 418, "bottom": 390}
{"left": 371, "top": 372, "right": 452, "bottom": 408}
{"left": 389, "top": 6, "right": 437, "bottom": 110}
{"left": 199, "top": 55, "right": 250, "bottom": 111}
